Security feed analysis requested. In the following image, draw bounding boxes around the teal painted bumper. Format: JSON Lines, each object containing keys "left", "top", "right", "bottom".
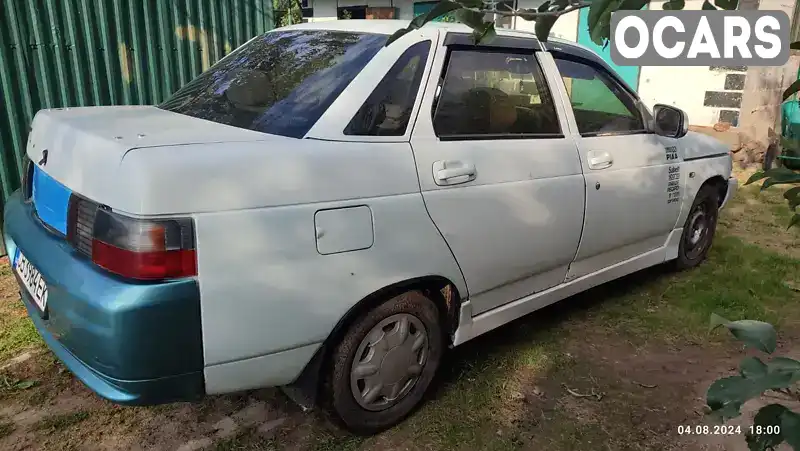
{"left": 3, "top": 191, "right": 205, "bottom": 405}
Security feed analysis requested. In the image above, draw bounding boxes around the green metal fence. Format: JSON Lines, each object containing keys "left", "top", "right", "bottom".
{"left": 0, "top": 0, "right": 273, "bottom": 201}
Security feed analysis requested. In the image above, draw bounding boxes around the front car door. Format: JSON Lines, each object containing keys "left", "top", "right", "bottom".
{"left": 544, "top": 50, "right": 682, "bottom": 280}
{"left": 410, "top": 33, "right": 586, "bottom": 315}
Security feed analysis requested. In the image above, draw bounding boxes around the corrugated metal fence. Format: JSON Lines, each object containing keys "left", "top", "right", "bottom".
{"left": 0, "top": 0, "right": 273, "bottom": 201}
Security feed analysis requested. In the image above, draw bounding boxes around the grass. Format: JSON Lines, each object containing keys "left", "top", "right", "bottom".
{"left": 0, "top": 259, "right": 42, "bottom": 362}
{"left": 33, "top": 411, "right": 90, "bottom": 432}
{"left": 0, "top": 420, "right": 14, "bottom": 439}
{"left": 212, "top": 428, "right": 279, "bottom": 451}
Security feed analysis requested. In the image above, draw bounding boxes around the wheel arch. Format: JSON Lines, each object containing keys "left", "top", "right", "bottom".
{"left": 281, "top": 275, "right": 464, "bottom": 408}
{"left": 702, "top": 174, "right": 728, "bottom": 206}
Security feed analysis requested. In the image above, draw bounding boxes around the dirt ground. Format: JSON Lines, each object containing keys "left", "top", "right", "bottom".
{"left": 0, "top": 170, "right": 797, "bottom": 450}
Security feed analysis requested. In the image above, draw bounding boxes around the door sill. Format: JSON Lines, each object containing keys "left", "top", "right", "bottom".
{"left": 452, "top": 228, "right": 682, "bottom": 346}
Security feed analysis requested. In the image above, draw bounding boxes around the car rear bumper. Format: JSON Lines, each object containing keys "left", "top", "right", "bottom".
{"left": 721, "top": 176, "right": 738, "bottom": 209}
{"left": 3, "top": 190, "right": 205, "bottom": 405}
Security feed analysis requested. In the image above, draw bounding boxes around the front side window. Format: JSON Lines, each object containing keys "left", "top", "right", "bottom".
{"left": 553, "top": 57, "right": 646, "bottom": 136}
{"left": 433, "top": 49, "right": 561, "bottom": 139}
{"left": 345, "top": 40, "right": 431, "bottom": 136}
{"left": 159, "top": 30, "right": 388, "bottom": 138}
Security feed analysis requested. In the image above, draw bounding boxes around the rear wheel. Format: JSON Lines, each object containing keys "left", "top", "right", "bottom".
{"left": 324, "top": 290, "right": 443, "bottom": 434}
{"left": 672, "top": 184, "right": 720, "bottom": 270}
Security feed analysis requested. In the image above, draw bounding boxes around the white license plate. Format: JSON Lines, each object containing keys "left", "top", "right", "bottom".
{"left": 13, "top": 250, "right": 48, "bottom": 312}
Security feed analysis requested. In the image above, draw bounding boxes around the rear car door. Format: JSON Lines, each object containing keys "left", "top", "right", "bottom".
{"left": 547, "top": 51, "right": 682, "bottom": 280}
{"left": 410, "top": 34, "right": 586, "bottom": 315}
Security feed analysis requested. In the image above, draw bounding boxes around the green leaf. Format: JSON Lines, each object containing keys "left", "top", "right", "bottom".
{"left": 789, "top": 213, "right": 800, "bottom": 229}
{"left": 783, "top": 79, "right": 800, "bottom": 102}
{"left": 618, "top": 0, "right": 649, "bottom": 10}
{"left": 785, "top": 188, "right": 800, "bottom": 210}
{"left": 784, "top": 186, "right": 800, "bottom": 201}
{"left": 767, "top": 356, "right": 800, "bottom": 372}
{"left": 745, "top": 171, "right": 768, "bottom": 185}
{"left": 12, "top": 380, "right": 35, "bottom": 390}
{"left": 714, "top": 0, "right": 738, "bottom": 9}
{"left": 388, "top": 0, "right": 463, "bottom": 46}
{"left": 386, "top": 28, "right": 411, "bottom": 46}
{"left": 791, "top": 41, "right": 800, "bottom": 50}
{"left": 702, "top": 0, "right": 717, "bottom": 9}
{"left": 475, "top": 23, "right": 497, "bottom": 44}
{"left": 664, "top": 0, "right": 686, "bottom": 10}
{"left": 731, "top": 321, "right": 778, "bottom": 354}
{"left": 765, "top": 357, "right": 800, "bottom": 386}
{"left": 782, "top": 410, "right": 800, "bottom": 449}
{"left": 709, "top": 313, "right": 731, "bottom": 330}
{"left": 710, "top": 316, "right": 777, "bottom": 354}
{"left": 706, "top": 376, "right": 762, "bottom": 420}
{"left": 761, "top": 171, "right": 800, "bottom": 190}
{"left": 537, "top": 0, "right": 552, "bottom": 12}
{"left": 587, "top": 0, "right": 614, "bottom": 45}
{"left": 454, "top": 9, "right": 495, "bottom": 44}
{"left": 535, "top": 15, "right": 559, "bottom": 41}
{"left": 410, "top": 0, "right": 461, "bottom": 28}
{"left": 455, "top": 8, "right": 486, "bottom": 29}
{"left": 456, "top": 0, "right": 483, "bottom": 7}
{"left": 746, "top": 404, "right": 787, "bottom": 451}
{"left": 740, "top": 356, "right": 768, "bottom": 379}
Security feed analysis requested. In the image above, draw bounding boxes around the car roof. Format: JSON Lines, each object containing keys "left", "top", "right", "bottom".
{"left": 277, "top": 20, "right": 629, "bottom": 92}
{"left": 278, "top": 20, "right": 594, "bottom": 53}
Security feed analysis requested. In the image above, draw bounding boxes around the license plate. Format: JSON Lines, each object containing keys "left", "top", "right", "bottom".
{"left": 13, "top": 250, "right": 48, "bottom": 313}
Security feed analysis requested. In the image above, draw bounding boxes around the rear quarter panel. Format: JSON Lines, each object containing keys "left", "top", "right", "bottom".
{"left": 190, "top": 141, "right": 466, "bottom": 392}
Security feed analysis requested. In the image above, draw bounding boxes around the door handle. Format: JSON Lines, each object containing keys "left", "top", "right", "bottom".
{"left": 433, "top": 160, "right": 477, "bottom": 186}
{"left": 587, "top": 150, "right": 613, "bottom": 170}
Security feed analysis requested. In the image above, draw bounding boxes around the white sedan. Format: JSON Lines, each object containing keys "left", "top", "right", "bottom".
{"left": 4, "top": 19, "right": 735, "bottom": 434}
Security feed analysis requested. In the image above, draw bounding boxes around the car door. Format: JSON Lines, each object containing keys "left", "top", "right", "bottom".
{"left": 547, "top": 52, "right": 682, "bottom": 280}
{"left": 410, "top": 33, "right": 586, "bottom": 315}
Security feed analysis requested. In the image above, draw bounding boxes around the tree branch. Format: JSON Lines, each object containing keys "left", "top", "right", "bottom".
{"left": 471, "top": 1, "right": 591, "bottom": 19}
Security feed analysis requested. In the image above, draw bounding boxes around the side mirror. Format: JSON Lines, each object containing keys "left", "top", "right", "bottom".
{"left": 653, "top": 104, "right": 689, "bottom": 138}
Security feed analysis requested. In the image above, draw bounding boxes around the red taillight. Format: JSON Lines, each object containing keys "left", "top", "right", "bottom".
{"left": 67, "top": 199, "right": 197, "bottom": 280}
{"left": 91, "top": 241, "right": 197, "bottom": 280}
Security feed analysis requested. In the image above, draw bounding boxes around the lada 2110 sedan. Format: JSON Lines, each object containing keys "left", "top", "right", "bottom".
{"left": 4, "top": 20, "right": 737, "bottom": 434}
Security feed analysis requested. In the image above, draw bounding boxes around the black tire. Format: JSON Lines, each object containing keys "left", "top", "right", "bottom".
{"left": 323, "top": 290, "right": 443, "bottom": 435}
{"left": 672, "top": 184, "right": 720, "bottom": 270}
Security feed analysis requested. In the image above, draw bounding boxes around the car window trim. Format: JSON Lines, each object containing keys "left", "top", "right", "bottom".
{"left": 551, "top": 52, "right": 652, "bottom": 138}
{"left": 343, "top": 40, "right": 433, "bottom": 137}
{"left": 431, "top": 46, "right": 565, "bottom": 141}
{"left": 438, "top": 132, "right": 565, "bottom": 141}
{"left": 443, "top": 32, "right": 542, "bottom": 51}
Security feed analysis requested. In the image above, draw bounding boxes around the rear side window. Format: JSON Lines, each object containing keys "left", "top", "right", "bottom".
{"left": 159, "top": 30, "right": 388, "bottom": 139}
{"left": 345, "top": 40, "right": 432, "bottom": 136}
{"left": 553, "top": 57, "right": 646, "bottom": 136}
{"left": 432, "top": 49, "right": 561, "bottom": 139}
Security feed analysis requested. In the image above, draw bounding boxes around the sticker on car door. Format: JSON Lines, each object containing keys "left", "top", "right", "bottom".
{"left": 667, "top": 165, "right": 681, "bottom": 204}
{"left": 665, "top": 146, "right": 679, "bottom": 161}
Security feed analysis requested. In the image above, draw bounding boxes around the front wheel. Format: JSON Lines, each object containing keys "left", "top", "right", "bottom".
{"left": 324, "top": 290, "right": 443, "bottom": 435}
{"left": 672, "top": 184, "right": 720, "bottom": 270}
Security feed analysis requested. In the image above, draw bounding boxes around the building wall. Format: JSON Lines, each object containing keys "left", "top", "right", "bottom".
{"left": 738, "top": 0, "right": 799, "bottom": 144}
{"left": 637, "top": 0, "right": 748, "bottom": 127}
{"left": 305, "top": 0, "right": 756, "bottom": 127}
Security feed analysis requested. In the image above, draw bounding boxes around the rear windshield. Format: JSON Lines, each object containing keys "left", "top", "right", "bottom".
{"left": 158, "top": 30, "right": 388, "bottom": 138}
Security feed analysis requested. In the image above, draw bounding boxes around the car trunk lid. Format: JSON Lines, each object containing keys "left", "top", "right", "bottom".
{"left": 25, "top": 106, "right": 267, "bottom": 234}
